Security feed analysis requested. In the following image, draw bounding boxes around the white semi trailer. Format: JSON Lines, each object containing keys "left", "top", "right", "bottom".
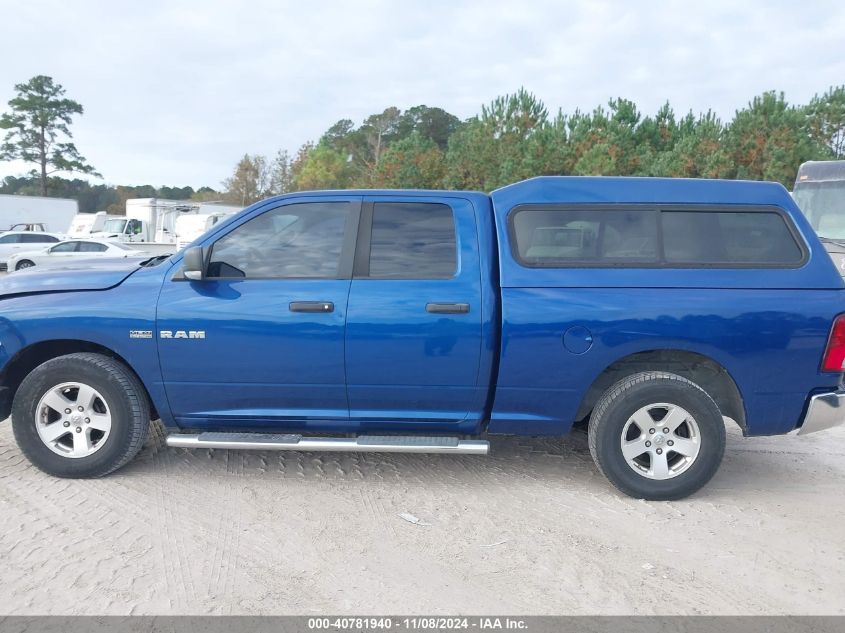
{"left": 0, "top": 194, "right": 78, "bottom": 233}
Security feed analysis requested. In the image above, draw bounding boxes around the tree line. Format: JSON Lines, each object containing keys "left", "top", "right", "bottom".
{"left": 2, "top": 76, "right": 844, "bottom": 212}
{"left": 0, "top": 174, "right": 226, "bottom": 214}
{"left": 231, "top": 86, "right": 845, "bottom": 204}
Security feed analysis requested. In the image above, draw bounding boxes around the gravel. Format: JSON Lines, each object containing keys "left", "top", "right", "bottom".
{"left": 1, "top": 419, "right": 843, "bottom": 615}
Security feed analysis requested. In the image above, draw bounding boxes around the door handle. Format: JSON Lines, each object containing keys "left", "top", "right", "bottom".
{"left": 290, "top": 301, "right": 334, "bottom": 313}
{"left": 426, "top": 302, "right": 470, "bottom": 314}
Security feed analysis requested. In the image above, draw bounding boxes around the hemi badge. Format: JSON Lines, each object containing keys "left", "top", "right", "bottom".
{"left": 129, "top": 330, "right": 153, "bottom": 339}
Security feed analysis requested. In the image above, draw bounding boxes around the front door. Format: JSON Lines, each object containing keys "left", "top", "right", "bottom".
{"left": 344, "top": 197, "right": 484, "bottom": 430}
{"left": 157, "top": 197, "right": 361, "bottom": 429}
{"left": 47, "top": 241, "right": 83, "bottom": 260}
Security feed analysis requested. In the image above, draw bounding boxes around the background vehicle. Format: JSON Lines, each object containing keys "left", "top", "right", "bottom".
{"left": 92, "top": 199, "right": 189, "bottom": 246}
{"left": 8, "top": 223, "right": 49, "bottom": 232}
{"left": 7, "top": 238, "right": 143, "bottom": 271}
{"left": 66, "top": 211, "right": 121, "bottom": 238}
{"left": 175, "top": 210, "right": 237, "bottom": 249}
{"left": 792, "top": 160, "right": 845, "bottom": 273}
{"left": 0, "top": 194, "right": 78, "bottom": 233}
{"left": 91, "top": 199, "right": 242, "bottom": 255}
{"left": 0, "top": 231, "right": 63, "bottom": 271}
{"left": 0, "top": 177, "right": 843, "bottom": 501}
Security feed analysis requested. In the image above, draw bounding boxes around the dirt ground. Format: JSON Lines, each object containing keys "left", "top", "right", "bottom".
{"left": 0, "top": 418, "right": 843, "bottom": 616}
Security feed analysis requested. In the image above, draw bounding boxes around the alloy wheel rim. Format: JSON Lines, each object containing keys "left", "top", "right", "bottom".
{"left": 35, "top": 382, "right": 112, "bottom": 458}
{"left": 620, "top": 402, "right": 701, "bottom": 480}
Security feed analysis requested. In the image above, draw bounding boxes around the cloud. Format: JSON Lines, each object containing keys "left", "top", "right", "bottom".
{"left": 1, "top": 0, "right": 843, "bottom": 189}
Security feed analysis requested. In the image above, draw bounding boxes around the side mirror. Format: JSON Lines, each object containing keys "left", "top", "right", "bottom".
{"left": 182, "top": 246, "right": 205, "bottom": 281}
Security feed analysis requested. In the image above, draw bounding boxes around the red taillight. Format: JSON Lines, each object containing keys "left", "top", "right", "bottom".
{"left": 822, "top": 315, "right": 845, "bottom": 372}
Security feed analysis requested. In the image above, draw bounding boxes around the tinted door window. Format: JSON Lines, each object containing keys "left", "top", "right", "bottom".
{"left": 0, "top": 235, "right": 20, "bottom": 244}
{"left": 78, "top": 242, "right": 108, "bottom": 252}
{"left": 208, "top": 202, "right": 352, "bottom": 279}
{"left": 50, "top": 242, "right": 79, "bottom": 253}
{"left": 21, "top": 234, "right": 59, "bottom": 243}
{"left": 662, "top": 211, "right": 803, "bottom": 265}
{"left": 364, "top": 202, "right": 457, "bottom": 278}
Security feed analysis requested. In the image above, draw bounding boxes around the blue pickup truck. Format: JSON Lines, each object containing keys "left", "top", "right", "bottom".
{"left": 1, "top": 177, "right": 844, "bottom": 500}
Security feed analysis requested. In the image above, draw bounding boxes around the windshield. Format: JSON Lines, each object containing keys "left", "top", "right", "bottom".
{"left": 103, "top": 218, "right": 128, "bottom": 233}
{"left": 793, "top": 181, "right": 845, "bottom": 239}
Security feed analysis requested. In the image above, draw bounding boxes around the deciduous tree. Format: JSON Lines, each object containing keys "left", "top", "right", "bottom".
{"left": 371, "top": 133, "right": 445, "bottom": 189}
{"left": 268, "top": 149, "right": 294, "bottom": 195}
{"left": 396, "top": 106, "right": 462, "bottom": 150}
{"left": 222, "top": 154, "right": 271, "bottom": 205}
{"left": 359, "top": 107, "right": 401, "bottom": 181}
{"left": 292, "top": 144, "right": 352, "bottom": 191}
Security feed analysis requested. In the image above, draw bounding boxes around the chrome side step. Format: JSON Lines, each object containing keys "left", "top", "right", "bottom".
{"left": 166, "top": 432, "right": 489, "bottom": 455}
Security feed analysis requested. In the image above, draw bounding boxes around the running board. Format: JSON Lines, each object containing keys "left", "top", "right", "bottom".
{"left": 166, "top": 432, "right": 489, "bottom": 455}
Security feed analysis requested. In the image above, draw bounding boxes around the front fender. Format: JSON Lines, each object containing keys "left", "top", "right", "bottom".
{"left": 0, "top": 265, "right": 173, "bottom": 425}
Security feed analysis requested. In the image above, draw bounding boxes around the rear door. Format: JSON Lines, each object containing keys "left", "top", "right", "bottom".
{"left": 344, "top": 196, "right": 485, "bottom": 428}
{"left": 77, "top": 241, "right": 109, "bottom": 256}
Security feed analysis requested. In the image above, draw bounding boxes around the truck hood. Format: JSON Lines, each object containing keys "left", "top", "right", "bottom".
{"left": 0, "top": 259, "right": 146, "bottom": 297}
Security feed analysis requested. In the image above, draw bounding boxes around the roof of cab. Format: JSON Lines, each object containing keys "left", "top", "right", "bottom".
{"left": 260, "top": 188, "right": 486, "bottom": 201}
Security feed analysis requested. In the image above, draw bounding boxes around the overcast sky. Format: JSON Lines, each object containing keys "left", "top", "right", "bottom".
{"left": 1, "top": 0, "right": 844, "bottom": 189}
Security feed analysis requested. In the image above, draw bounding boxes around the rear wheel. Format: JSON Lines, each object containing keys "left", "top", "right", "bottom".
{"left": 12, "top": 353, "right": 150, "bottom": 478}
{"left": 15, "top": 259, "right": 35, "bottom": 270}
{"left": 587, "top": 371, "right": 726, "bottom": 500}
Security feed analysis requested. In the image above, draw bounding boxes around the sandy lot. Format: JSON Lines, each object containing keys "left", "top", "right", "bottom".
{"left": 0, "top": 419, "right": 843, "bottom": 616}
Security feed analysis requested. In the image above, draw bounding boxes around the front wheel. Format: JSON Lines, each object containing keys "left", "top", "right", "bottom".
{"left": 11, "top": 353, "right": 150, "bottom": 478}
{"left": 15, "top": 259, "right": 35, "bottom": 270}
{"left": 588, "top": 371, "right": 726, "bottom": 500}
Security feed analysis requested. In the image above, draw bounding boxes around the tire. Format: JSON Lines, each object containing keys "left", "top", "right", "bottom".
{"left": 587, "top": 371, "right": 726, "bottom": 501}
{"left": 11, "top": 353, "right": 150, "bottom": 478}
{"left": 15, "top": 260, "right": 35, "bottom": 270}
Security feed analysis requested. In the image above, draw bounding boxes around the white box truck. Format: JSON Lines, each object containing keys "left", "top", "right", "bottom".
{"left": 91, "top": 199, "right": 242, "bottom": 256}
{"left": 92, "top": 199, "right": 192, "bottom": 256}
{"left": 0, "top": 194, "right": 78, "bottom": 233}
{"left": 66, "top": 211, "right": 122, "bottom": 237}
{"left": 175, "top": 205, "right": 241, "bottom": 249}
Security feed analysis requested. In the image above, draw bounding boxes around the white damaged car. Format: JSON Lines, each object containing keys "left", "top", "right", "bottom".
{"left": 7, "top": 239, "right": 144, "bottom": 272}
